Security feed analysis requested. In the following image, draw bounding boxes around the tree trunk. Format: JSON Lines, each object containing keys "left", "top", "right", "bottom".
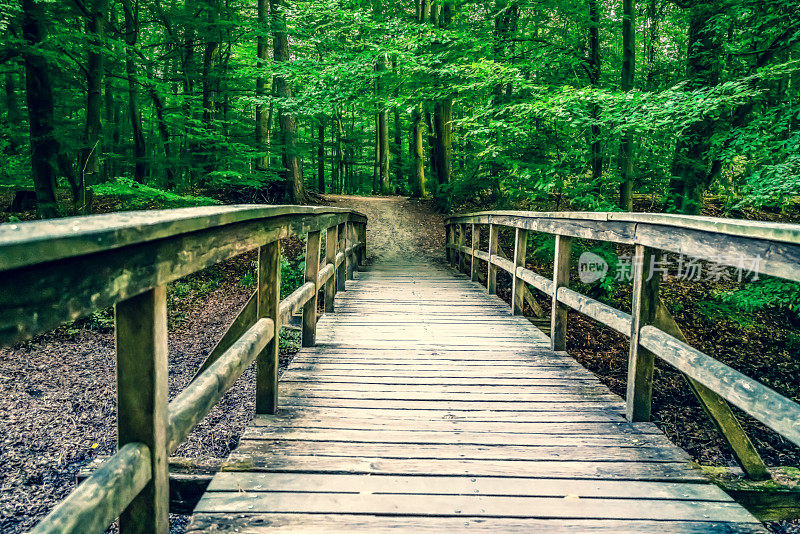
{"left": 587, "top": 0, "right": 602, "bottom": 186}
{"left": 666, "top": 4, "right": 721, "bottom": 214}
{"left": 433, "top": 99, "right": 451, "bottom": 186}
{"left": 409, "top": 105, "right": 425, "bottom": 197}
{"left": 272, "top": 0, "right": 306, "bottom": 202}
{"left": 121, "top": 0, "right": 147, "bottom": 182}
{"left": 149, "top": 85, "right": 175, "bottom": 187}
{"left": 618, "top": 0, "right": 634, "bottom": 210}
{"left": 22, "top": 0, "right": 59, "bottom": 218}
{"left": 317, "top": 119, "right": 325, "bottom": 193}
{"left": 5, "top": 69, "right": 22, "bottom": 152}
{"left": 645, "top": 0, "right": 659, "bottom": 89}
{"left": 77, "top": 0, "right": 105, "bottom": 212}
{"left": 254, "top": 0, "right": 269, "bottom": 171}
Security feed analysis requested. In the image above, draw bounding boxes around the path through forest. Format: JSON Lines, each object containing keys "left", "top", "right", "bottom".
{"left": 323, "top": 195, "right": 446, "bottom": 263}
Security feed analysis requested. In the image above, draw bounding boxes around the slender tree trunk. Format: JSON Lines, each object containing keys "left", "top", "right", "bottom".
{"left": 254, "top": 0, "right": 269, "bottom": 171}
{"left": 272, "top": 0, "right": 306, "bottom": 202}
{"left": 587, "top": 0, "right": 602, "bottom": 186}
{"left": 392, "top": 59, "right": 402, "bottom": 192}
{"left": 201, "top": 18, "right": 219, "bottom": 176}
{"left": 103, "top": 27, "right": 120, "bottom": 183}
{"left": 22, "top": 0, "right": 59, "bottom": 217}
{"left": 618, "top": 0, "right": 634, "bottom": 210}
{"left": 5, "top": 67, "right": 22, "bottom": 152}
{"left": 78, "top": 0, "right": 105, "bottom": 212}
{"left": 121, "top": 0, "right": 147, "bottom": 182}
{"left": 409, "top": 105, "right": 425, "bottom": 197}
{"left": 433, "top": 99, "right": 451, "bottom": 187}
{"left": 317, "top": 119, "right": 325, "bottom": 193}
{"left": 666, "top": 4, "right": 721, "bottom": 214}
{"left": 645, "top": 0, "right": 659, "bottom": 89}
{"left": 149, "top": 86, "right": 175, "bottom": 187}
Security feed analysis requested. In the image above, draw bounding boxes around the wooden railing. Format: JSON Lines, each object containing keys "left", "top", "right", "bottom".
{"left": 0, "top": 205, "right": 367, "bottom": 533}
{"left": 446, "top": 211, "right": 800, "bottom": 481}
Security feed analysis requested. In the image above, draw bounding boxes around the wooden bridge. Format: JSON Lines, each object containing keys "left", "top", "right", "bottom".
{"left": 2, "top": 207, "right": 800, "bottom": 533}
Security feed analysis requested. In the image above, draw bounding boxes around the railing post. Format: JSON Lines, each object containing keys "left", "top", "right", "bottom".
{"left": 626, "top": 244, "right": 656, "bottom": 421}
{"left": 303, "top": 230, "right": 322, "bottom": 346}
{"left": 445, "top": 224, "right": 452, "bottom": 264}
{"left": 512, "top": 228, "right": 529, "bottom": 315}
{"left": 487, "top": 223, "right": 499, "bottom": 294}
{"left": 356, "top": 223, "right": 366, "bottom": 266}
{"left": 550, "top": 234, "right": 572, "bottom": 348}
{"left": 256, "top": 240, "right": 280, "bottom": 415}
{"left": 115, "top": 286, "right": 169, "bottom": 534}
{"left": 470, "top": 223, "right": 479, "bottom": 282}
{"left": 458, "top": 224, "right": 467, "bottom": 273}
{"left": 325, "top": 225, "right": 338, "bottom": 312}
{"left": 337, "top": 222, "right": 347, "bottom": 292}
{"left": 345, "top": 222, "right": 355, "bottom": 280}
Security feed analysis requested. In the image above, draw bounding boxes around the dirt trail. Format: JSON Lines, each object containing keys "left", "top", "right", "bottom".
{"left": 324, "top": 195, "right": 446, "bottom": 264}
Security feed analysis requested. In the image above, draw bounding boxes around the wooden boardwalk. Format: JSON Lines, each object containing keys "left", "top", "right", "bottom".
{"left": 188, "top": 260, "right": 764, "bottom": 533}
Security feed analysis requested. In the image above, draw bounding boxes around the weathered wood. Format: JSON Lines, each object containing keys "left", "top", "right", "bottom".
{"left": 445, "top": 211, "right": 800, "bottom": 284}
{"left": 302, "top": 230, "right": 322, "bottom": 347}
{"left": 256, "top": 241, "right": 280, "bottom": 415}
{"left": 168, "top": 319, "right": 273, "bottom": 451}
{"left": 639, "top": 325, "right": 800, "bottom": 448}
{"left": 337, "top": 223, "right": 347, "bottom": 290}
{"left": 356, "top": 222, "right": 366, "bottom": 265}
{"left": 703, "top": 466, "right": 800, "bottom": 521}
{"left": 78, "top": 455, "right": 220, "bottom": 516}
{"left": 626, "top": 244, "right": 657, "bottom": 422}
{"left": 471, "top": 223, "right": 480, "bottom": 281}
{"left": 325, "top": 225, "right": 338, "bottom": 312}
{"left": 549, "top": 234, "right": 572, "bottom": 350}
{"left": 0, "top": 207, "right": 365, "bottom": 345}
{"left": 652, "top": 303, "right": 769, "bottom": 480}
{"left": 189, "top": 259, "right": 762, "bottom": 533}
{"left": 187, "top": 514, "right": 764, "bottom": 533}
{"left": 31, "top": 443, "right": 151, "bottom": 534}
{"left": 191, "top": 291, "right": 257, "bottom": 382}
{"left": 557, "top": 287, "right": 631, "bottom": 336}
{"left": 115, "top": 287, "right": 169, "bottom": 534}
{"left": 512, "top": 228, "right": 528, "bottom": 315}
{"left": 487, "top": 223, "right": 499, "bottom": 294}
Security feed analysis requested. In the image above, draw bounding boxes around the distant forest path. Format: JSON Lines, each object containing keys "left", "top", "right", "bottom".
{"left": 322, "top": 195, "right": 446, "bottom": 263}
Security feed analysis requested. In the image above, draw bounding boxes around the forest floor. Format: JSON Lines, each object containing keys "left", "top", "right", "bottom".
{"left": 1, "top": 193, "right": 798, "bottom": 532}
{"left": 0, "top": 194, "right": 444, "bottom": 534}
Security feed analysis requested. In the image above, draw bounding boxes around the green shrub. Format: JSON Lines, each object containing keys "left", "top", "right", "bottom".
{"left": 92, "top": 177, "right": 220, "bottom": 209}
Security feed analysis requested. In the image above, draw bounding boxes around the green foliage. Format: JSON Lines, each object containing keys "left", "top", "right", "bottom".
{"left": 91, "top": 178, "right": 220, "bottom": 209}
{"left": 280, "top": 256, "right": 306, "bottom": 298}
{"left": 717, "top": 278, "right": 800, "bottom": 316}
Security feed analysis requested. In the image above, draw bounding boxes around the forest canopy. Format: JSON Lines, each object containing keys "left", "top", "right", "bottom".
{"left": 0, "top": 0, "right": 798, "bottom": 217}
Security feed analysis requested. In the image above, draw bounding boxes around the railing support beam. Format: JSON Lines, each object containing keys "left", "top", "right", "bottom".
{"left": 512, "top": 228, "right": 529, "bottom": 315}
{"left": 471, "top": 223, "right": 480, "bottom": 282}
{"left": 115, "top": 287, "right": 169, "bottom": 534}
{"left": 337, "top": 223, "right": 347, "bottom": 291}
{"left": 626, "top": 244, "right": 657, "bottom": 422}
{"left": 550, "top": 234, "right": 572, "bottom": 348}
{"left": 488, "top": 224, "right": 499, "bottom": 294}
{"left": 255, "top": 241, "right": 280, "bottom": 415}
{"left": 302, "top": 230, "right": 322, "bottom": 346}
{"left": 325, "top": 225, "right": 338, "bottom": 312}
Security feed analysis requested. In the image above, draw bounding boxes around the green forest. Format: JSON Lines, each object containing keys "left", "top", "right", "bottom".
{"left": 0, "top": 0, "right": 798, "bottom": 217}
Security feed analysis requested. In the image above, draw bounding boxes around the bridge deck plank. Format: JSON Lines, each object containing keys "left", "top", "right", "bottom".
{"left": 189, "top": 261, "right": 765, "bottom": 532}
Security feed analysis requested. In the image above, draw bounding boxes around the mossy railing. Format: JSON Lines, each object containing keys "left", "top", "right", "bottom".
{"left": 0, "top": 205, "right": 367, "bottom": 533}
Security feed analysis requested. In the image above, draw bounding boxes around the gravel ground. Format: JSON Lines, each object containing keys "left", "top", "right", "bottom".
{"left": 0, "top": 195, "right": 445, "bottom": 533}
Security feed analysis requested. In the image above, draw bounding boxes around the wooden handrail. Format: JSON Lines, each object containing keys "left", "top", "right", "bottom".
{"left": 446, "top": 211, "right": 800, "bottom": 481}
{"left": 1, "top": 205, "right": 367, "bottom": 534}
